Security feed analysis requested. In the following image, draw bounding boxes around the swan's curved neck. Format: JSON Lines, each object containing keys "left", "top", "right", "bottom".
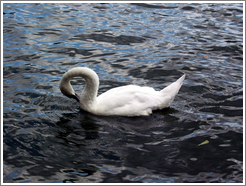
{"left": 60, "top": 67, "right": 99, "bottom": 104}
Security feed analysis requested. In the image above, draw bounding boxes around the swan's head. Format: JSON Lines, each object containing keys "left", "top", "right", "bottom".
{"left": 60, "top": 67, "right": 99, "bottom": 103}
{"left": 60, "top": 77, "right": 80, "bottom": 102}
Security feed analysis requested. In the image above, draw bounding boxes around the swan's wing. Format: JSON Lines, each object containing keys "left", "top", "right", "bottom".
{"left": 129, "top": 92, "right": 164, "bottom": 115}
{"left": 96, "top": 85, "right": 164, "bottom": 116}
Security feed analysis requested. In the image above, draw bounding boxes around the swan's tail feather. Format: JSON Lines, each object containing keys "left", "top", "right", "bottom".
{"left": 160, "top": 74, "right": 185, "bottom": 95}
{"left": 176, "top": 74, "right": 186, "bottom": 84}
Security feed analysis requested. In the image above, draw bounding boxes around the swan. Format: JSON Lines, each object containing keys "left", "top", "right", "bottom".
{"left": 60, "top": 67, "right": 185, "bottom": 116}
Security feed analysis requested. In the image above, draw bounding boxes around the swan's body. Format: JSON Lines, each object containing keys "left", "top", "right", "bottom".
{"left": 60, "top": 67, "right": 185, "bottom": 116}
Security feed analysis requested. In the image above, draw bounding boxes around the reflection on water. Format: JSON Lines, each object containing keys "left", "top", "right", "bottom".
{"left": 3, "top": 3, "right": 243, "bottom": 183}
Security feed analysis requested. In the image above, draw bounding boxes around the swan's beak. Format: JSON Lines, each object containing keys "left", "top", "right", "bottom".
{"left": 74, "top": 93, "right": 80, "bottom": 102}
{"left": 69, "top": 93, "right": 80, "bottom": 102}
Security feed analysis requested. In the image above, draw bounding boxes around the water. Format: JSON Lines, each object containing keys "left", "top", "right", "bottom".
{"left": 2, "top": 3, "right": 243, "bottom": 183}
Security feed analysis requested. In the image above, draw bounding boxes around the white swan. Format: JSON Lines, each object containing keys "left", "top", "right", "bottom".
{"left": 60, "top": 67, "right": 185, "bottom": 116}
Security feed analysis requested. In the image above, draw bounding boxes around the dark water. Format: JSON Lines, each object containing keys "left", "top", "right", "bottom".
{"left": 3, "top": 3, "right": 243, "bottom": 183}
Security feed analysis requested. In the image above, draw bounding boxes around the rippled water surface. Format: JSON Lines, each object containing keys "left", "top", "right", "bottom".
{"left": 2, "top": 3, "right": 244, "bottom": 183}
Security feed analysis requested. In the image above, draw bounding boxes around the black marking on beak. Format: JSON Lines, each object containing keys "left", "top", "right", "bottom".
{"left": 68, "top": 93, "right": 80, "bottom": 102}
